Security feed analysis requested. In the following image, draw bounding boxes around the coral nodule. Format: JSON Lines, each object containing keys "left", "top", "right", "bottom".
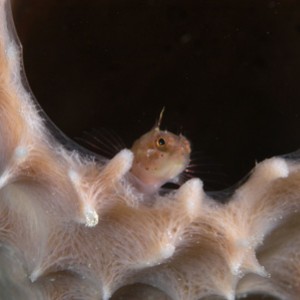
{"left": 0, "top": 1, "right": 300, "bottom": 299}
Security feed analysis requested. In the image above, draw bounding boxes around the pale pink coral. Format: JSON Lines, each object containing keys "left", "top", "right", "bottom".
{"left": 0, "top": 1, "right": 300, "bottom": 299}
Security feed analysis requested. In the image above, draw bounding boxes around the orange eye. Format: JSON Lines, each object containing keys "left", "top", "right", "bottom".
{"left": 156, "top": 137, "right": 166, "bottom": 148}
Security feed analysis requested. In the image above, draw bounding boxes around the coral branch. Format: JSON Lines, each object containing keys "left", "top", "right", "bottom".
{"left": 0, "top": 0, "right": 299, "bottom": 299}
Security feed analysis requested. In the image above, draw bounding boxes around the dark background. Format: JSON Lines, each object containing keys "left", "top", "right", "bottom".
{"left": 11, "top": 0, "right": 300, "bottom": 191}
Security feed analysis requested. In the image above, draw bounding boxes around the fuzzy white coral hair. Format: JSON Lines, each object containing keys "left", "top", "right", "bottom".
{"left": 0, "top": 1, "right": 300, "bottom": 300}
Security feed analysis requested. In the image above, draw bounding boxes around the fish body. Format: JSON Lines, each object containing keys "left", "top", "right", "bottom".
{"left": 130, "top": 126, "right": 191, "bottom": 193}
{"left": 80, "top": 109, "right": 191, "bottom": 194}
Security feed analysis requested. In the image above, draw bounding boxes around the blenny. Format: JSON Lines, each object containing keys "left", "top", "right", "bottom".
{"left": 130, "top": 109, "right": 191, "bottom": 193}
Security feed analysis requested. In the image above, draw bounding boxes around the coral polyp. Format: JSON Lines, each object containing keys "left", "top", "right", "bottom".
{"left": 0, "top": 1, "right": 300, "bottom": 299}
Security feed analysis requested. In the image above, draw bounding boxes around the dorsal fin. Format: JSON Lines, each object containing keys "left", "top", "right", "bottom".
{"left": 154, "top": 107, "right": 165, "bottom": 130}
{"left": 78, "top": 128, "right": 125, "bottom": 159}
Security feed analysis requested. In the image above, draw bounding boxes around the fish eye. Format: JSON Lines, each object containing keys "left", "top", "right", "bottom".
{"left": 156, "top": 137, "right": 166, "bottom": 148}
